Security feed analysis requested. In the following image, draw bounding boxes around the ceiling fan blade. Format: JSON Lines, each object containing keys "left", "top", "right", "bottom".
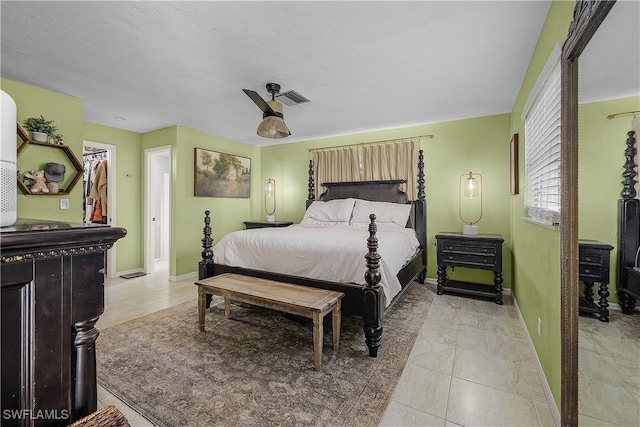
{"left": 242, "top": 89, "right": 276, "bottom": 115}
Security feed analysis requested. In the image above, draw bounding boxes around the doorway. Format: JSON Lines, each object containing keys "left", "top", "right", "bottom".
{"left": 145, "top": 146, "right": 171, "bottom": 276}
{"left": 83, "top": 140, "right": 117, "bottom": 277}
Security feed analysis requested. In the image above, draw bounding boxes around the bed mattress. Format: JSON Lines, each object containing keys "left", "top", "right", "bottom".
{"left": 212, "top": 223, "right": 420, "bottom": 306}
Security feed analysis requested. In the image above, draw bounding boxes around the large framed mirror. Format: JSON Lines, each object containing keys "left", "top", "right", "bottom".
{"left": 561, "top": 0, "right": 640, "bottom": 425}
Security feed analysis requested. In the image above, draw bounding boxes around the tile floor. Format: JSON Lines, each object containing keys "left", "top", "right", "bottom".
{"left": 96, "top": 262, "right": 557, "bottom": 426}
{"left": 578, "top": 310, "right": 640, "bottom": 426}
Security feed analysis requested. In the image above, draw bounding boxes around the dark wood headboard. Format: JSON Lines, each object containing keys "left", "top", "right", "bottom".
{"left": 305, "top": 149, "right": 426, "bottom": 252}
{"left": 319, "top": 180, "right": 409, "bottom": 204}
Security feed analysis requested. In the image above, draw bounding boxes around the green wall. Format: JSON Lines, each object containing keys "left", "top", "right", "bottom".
{"left": 172, "top": 126, "right": 261, "bottom": 277}
{"left": 509, "top": 0, "right": 575, "bottom": 410}
{"left": 2, "top": 79, "right": 84, "bottom": 222}
{"left": 260, "top": 114, "right": 513, "bottom": 286}
{"left": 579, "top": 96, "right": 640, "bottom": 304}
{"left": 83, "top": 122, "right": 143, "bottom": 273}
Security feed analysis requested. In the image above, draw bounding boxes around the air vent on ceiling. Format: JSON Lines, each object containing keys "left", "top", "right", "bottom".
{"left": 276, "top": 90, "right": 310, "bottom": 106}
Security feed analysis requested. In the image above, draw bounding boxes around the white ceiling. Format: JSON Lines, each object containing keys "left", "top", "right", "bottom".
{"left": 579, "top": 0, "right": 640, "bottom": 104}
{"left": 1, "top": 1, "right": 637, "bottom": 147}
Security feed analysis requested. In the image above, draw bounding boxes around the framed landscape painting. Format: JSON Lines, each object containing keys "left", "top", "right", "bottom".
{"left": 194, "top": 148, "right": 251, "bottom": 198}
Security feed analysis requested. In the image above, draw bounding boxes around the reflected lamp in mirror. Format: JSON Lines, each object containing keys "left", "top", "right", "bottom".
{"left": 265, "top": 178, "right": 276, "bottom": 222}
{"left": 459, "top": 171, "right": 483, "bottom": 235}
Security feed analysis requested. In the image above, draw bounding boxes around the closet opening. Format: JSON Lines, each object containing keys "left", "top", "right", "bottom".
{"left": 83, "top": 141, "right": 117, "bottom": 277}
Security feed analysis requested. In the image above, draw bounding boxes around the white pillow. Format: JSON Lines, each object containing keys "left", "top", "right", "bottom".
{"left": 350, "top": 199, "right": 411, "bottom": 227}
{"left": 301, "top": 198, "right": 355, "bottom": 225}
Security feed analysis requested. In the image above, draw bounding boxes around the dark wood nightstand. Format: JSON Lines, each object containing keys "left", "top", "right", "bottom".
{"left": 578, "top": 240, "right": 614, "bottom": 322}
{"left": 243, "top": 221, "right": 294, "bottom": 229}
{"left": 435, "top": 232, "right": 505, "bottom": 304}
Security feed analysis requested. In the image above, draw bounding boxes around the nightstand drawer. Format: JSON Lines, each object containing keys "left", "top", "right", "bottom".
{"left": 436, "top": 235, "right": 503, "bottom": 271}
{"left": 441, "top": 252, "right": 496, "bottom": 268}
{"left": 579, "top": 253, "right": 603, "bottom": 265}
{"left": 441, "top": 244, "right": 497, "bottom": 256}
{"left": 243, "top": 221, "right": 293, "bottom": 229}
{"left": 579, "top": 264, "right": 604, "bottom": 281}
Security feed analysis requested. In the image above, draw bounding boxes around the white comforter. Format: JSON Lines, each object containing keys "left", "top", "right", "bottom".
{"left": 212, "top": 223, "right": 420, "bottom": 306}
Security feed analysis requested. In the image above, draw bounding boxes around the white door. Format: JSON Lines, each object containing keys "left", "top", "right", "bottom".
{"left": 145, "top": 146, "right": 171, "bottom": 275}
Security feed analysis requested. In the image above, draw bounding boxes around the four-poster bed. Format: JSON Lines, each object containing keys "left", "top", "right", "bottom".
{"left": 199, "top": 150, "right": 426, "bottom": 357}
{"left": 616, "top": 129, "right": 640, "bottom": 313}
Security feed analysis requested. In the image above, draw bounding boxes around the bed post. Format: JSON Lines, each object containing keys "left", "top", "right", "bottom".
{"left": 199, "top": 210, "right": 215, "bottom": 308}
{"left": 363, "top": 214, "right": 383, "bottom": 357}
{"left": 617, "top": 130, "right": 639, "bottom": 314}
{"left": 307, "top": 159, "right": 315, "bottom": 209}
{"left": 416, "top": 149, "right": 427, "bottom": 283}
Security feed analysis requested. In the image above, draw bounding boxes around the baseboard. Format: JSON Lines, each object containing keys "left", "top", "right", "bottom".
{"left": 512, "top": 295, "right": 561, "bottom": 427}
{"left": 171, "top": 270, "right": 198, "bottom": 282}
{"left": 607, "top": 302, "right": 622, "bottom": 311}
{"left": 423, "top": 277, "right": 512, "bottom": 295}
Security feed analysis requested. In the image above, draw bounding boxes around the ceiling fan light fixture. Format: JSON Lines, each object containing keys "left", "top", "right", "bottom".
{"left": 257, "top": 115, "right": 290, "bottom": 138}
{"left": 244, "top": 82, "right": 293, "bottom": 139}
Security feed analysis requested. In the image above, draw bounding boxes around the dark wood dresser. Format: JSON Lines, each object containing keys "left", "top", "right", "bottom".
{"left": 1, "top": 219, "right": 126, "bottom": 426}
{"left": 578, "top": 240, "right": 614, "bottom": 322}
{"left": 435, "top": 232, "right": 504, "bottom": 304}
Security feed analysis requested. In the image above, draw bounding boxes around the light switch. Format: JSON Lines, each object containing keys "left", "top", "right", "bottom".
{"left": 60, "top": 199, "right": 69, "bottom": 210}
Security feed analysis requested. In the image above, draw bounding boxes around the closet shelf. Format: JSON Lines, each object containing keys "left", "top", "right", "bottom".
{"left": 16, "top": 124, "right": 84, "bottom": 195}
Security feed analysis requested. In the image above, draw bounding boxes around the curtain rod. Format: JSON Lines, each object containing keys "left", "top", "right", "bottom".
{"left": 308, "top": 134, "right": 434, "bottom": 152}
{"left": 607, "top": 110, "right": 640, "bottom": 120}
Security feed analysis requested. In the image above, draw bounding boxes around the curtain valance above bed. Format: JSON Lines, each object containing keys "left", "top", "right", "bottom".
{"left": 312, "top": 138, "right": 422, "bottom": 200}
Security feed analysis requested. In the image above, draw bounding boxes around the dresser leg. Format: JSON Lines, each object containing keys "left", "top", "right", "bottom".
{"left": 73, "top": 317, "right": 100, "bottom": 422}
{"left": 597, "top": 282, "right": 610, "bottom": 322}
{"left": 494, "top": 271, "right": 503, "bottom": 305}
{"left": 436, "top": 265, "right": 446, "bottom": 295}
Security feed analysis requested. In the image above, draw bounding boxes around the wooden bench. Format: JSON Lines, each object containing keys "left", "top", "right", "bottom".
{"left": 195, "top": 273, "right": 344, "bottom": 370}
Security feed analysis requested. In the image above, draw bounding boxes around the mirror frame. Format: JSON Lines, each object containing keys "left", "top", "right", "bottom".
{"left": 560, "top": 1, "right": 616, "bottom": 425}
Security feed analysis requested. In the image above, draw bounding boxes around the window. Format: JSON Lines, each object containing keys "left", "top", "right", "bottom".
{"left": 523, "top": 46, "right": 561, "bottom": 226}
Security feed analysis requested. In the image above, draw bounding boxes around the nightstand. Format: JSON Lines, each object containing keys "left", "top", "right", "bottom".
{"left": 243, "top": 221, "right": 294, "bottom": 229}
{"left": 578, "top": 240, "right": 614, "bottom": 322}
{"left": 435, "top": 232, "right": 505, "bottom": 304}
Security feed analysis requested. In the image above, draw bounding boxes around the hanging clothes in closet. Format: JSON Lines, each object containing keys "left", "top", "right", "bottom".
{"left": 83, "top": 150, "right": 108, "bottom": 224}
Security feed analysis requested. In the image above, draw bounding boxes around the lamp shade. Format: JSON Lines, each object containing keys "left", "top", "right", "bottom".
{"left": 459, "top": 172, "right": 483, "bottom": 234}
{"left": 257, "top": 116, "right": 290, "bottom": 138}
{"left": 464, "top": 174, "right": 479, "bottom": 198}
{"left": 265, "top": 178, "right": 276, "bottom": 221}
{"left": 256, "top": 99, "right": 290, "bottom": 139}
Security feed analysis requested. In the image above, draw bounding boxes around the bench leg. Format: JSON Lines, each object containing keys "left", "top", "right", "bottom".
{"left": 332, "top": 301, "right": 341, "bottom": 351}
{"left": 313, "top": 312, "right": 323, "bottom": 370}
{"left": 198, "top": 286, "right": 206, "bottom": 332}
{"left": 224, "top": 297, "right": 231, "bottom": 319}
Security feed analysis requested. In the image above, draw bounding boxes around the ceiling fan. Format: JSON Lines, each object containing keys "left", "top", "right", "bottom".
{"left": 242, "top": 83, "right": 292, "bottom": 139}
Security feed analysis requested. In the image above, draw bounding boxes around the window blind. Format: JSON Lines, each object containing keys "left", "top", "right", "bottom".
{"left": 524, "top": 60, "right": 561, "bottom": 226}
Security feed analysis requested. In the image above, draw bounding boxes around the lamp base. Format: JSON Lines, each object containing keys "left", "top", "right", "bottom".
{"left": 462, "top": 225, "right": 478, "bottom": 235}
{"left": 265, "top": 215, "right": 276, "bottom": 223}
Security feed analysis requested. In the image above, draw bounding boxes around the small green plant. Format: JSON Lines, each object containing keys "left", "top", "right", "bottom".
{"left": 22, "top": 115, "right": 58, "bottom": 137}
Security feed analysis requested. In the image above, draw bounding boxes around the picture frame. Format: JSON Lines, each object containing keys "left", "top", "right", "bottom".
{"left": 194, "top": 148, "right": 251, "bottom": 198}
{"left": 510, "top": 133, "right": 519, "bottom": 195}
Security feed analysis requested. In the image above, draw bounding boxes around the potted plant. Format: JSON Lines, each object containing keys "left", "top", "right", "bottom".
{"left": 22, "top": 115, "right": 58, "bottom": 143}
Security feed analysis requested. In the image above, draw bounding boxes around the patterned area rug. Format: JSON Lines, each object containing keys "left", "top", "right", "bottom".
{"left": 97, "top": 282, "right": 433, "bottom": 427}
